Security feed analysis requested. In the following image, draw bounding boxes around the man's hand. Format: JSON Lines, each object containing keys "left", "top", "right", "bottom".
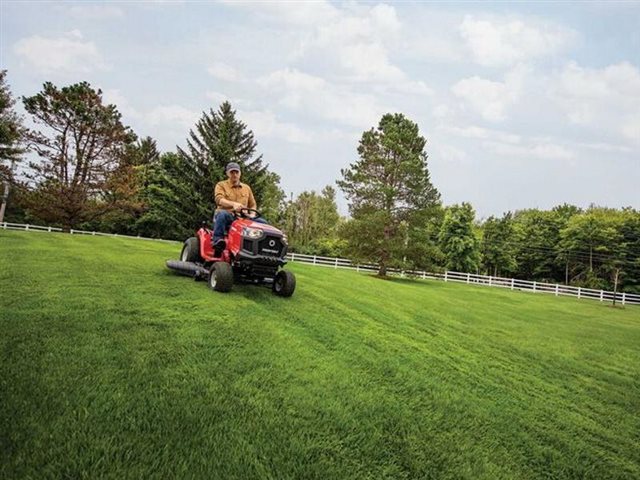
{"left": 231, "top": 202, "right": 244, "bottom": 212}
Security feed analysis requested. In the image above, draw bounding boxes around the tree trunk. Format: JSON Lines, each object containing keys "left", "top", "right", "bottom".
{"left": 0, "top": 178, "right": 9, "bottom": 223}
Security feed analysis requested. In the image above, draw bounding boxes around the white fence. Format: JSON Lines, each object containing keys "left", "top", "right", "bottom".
{"left": 3, "top": 222, "right": 639, "bottom": 306}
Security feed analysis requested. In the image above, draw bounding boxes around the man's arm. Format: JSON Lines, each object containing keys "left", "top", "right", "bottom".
{"left": 248, "top": 189, "right": 257, "bottom": 211}
{"left": 214, "top": 182, "right": 243, "bottom": 211}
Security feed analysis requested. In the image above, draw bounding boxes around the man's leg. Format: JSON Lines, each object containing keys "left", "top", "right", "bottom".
{"left": 213, "top": 211, "right": 234, "bottom": 255}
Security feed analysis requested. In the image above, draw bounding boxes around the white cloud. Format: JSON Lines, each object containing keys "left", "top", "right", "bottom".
{"left": 554, "top": 61, "right": 640, "bottom": 131}
{"left": 238, "top": 109, "right": 312, "bottom": 144}
{"left": 13, "top": 30, "right": 109, "bottom": 74}
{"left": 442, "top": 125, "right": 521, "bottom": 144}
{"left": 103, "top": 89, "right": 141, "bottom": 121}
{"left": 207, "top": 62, "right": 241, "bottom": 82}
{"left": 484, "top": 140, "right": 575, "bottom": 161}
{"left": 67, "top": 5, "right": 124, "bottom": 19}
{"left": 258, "top": 68, "right": 385, "bottom": 128}
{"left": 146, "top": 105, "right": 199, "bottom": 130}
{"left": 459, "top": 15, "right": 577, "bottom": 66}
{"left": 451, "top": 65, "right": 528, "bottom": 121}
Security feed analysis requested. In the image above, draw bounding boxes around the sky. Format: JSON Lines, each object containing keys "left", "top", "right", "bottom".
{"left": 1, "top": 1, "right": 639, "bottom": 218}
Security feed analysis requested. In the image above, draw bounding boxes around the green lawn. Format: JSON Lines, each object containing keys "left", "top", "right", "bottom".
{"left": 1, "top": 230, "right": 639, "bottom": 479}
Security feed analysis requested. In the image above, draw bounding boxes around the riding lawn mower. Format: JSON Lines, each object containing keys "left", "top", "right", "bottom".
{"left": 166, "top": 208, "right": 296, "bottom": 297}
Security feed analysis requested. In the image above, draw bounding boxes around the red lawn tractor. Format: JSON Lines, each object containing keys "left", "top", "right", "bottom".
{"left": 166, "top": 208, "right": 296, "bottom": 297}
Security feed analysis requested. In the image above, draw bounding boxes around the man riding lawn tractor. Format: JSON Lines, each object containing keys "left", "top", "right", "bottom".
{"left": 165, "top": 162, "right": 296, "bottom": 297}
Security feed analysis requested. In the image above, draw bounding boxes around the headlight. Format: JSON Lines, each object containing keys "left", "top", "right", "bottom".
{"left": 282, "top": 234, "right": 288, "bottom": 245}
{"left": 242, "top": 227, "right": 264, "bottom": 239}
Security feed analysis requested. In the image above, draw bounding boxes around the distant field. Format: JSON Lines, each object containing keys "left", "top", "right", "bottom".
{"left": 1, "top": 230, "right": 639, "bottom": 479}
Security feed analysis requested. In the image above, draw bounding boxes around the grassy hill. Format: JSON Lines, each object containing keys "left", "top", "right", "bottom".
{"left": 1, "top": 230, "right": 639, "bottom": 479}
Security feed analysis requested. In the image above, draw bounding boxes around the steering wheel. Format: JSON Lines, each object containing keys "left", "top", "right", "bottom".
{"left": 235, "top": 207, "right": 262, "bottom": 219}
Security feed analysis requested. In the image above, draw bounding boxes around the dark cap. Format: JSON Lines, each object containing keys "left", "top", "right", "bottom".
{"left": 226, "top": 162, "right": 241, "bottom": 173}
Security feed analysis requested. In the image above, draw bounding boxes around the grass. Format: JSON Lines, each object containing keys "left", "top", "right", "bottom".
{"left": 1, "top": 229, "right": 639, "bottom": 480}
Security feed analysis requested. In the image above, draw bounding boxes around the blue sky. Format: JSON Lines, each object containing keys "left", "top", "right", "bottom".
{"left": 1, "top": 1, "right": 639, "bottom": 217}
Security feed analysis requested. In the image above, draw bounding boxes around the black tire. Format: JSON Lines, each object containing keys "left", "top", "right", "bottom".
{"left": 273, "top": 270, "right": 296, "bottom": 297}
{"left": 180, "top": 237, "right": 200, "bottom": 263}
{"left": 209, "top": 262, "right": 234, "bottom": 292}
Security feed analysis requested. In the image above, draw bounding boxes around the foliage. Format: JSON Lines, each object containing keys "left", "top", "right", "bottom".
{"left": 481, "top": 212, "right": 517, "bottom": 277}
{"left": 337, "top": 113, "right": 440, "bottom": 275}
{"left": 439, "top": 202, "right": 481, "bottom": 273}
{"left": 283, "top": 186, "right": 341, "bottom": 253}
{"left": 178, "top": 101, "right": 283, "bottom": 223}
{"left": 0, "top": 70, "right": 24, "bottom": 171}
{"left": 22, "top": 81, "right": 136, "bottom": 230}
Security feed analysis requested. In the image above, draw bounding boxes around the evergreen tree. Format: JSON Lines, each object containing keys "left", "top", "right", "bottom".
{"left": 337, "top": 113, "right": 440, "bottom": 276}
{"left": 0, "top": 70, "right": 25, "bottom": 223}
{"left": 178, "top": 101, "right": 282, "bottom": 224}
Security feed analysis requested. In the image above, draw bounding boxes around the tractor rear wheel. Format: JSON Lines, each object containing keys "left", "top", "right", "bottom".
{"left": 181, "top": 237, "right": 200, "bottom": 263}
{"left": 209, "top": 262, "right": 233, "bottom": 292}
{"left": 273, "top": 270, "right": 296, "bottom": 297}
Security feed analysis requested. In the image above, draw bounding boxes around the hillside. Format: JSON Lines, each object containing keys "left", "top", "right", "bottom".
{"left": 1, "top": 230, "right": 639, "bottom": 479}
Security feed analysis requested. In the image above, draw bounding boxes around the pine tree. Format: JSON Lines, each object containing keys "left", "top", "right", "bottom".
{"left": 337, "top": 113, "right": 440, "bottom": 276}
{"left": 22, "top": 81, "right": 136, "bottom": 230}
{"left": 178, "top": 101, "right": 281, "bottom": 223}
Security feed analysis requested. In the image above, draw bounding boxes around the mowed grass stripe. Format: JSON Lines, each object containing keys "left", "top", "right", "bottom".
{"left": 1, "top": 230, "right": 639, "bottom": 479}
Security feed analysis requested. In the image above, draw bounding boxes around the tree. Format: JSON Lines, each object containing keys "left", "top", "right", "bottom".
{"left": 337, "top": 113, "right": 440, "bottom": 276}
{"left": 283, "top": 186, "right": 342, "bottom": 254}
{"left": 84, "top": 137, "right": 161, "bottom": 234}
{"left": 559, "top": 208, "right": 622, "bottom": 288}
{"left": 0, "top": 70, "right": 25, "bottom": 223}
{"left": 438, "top": 202, "right": 480, "bottom": 273}
{"left": 135, "top": 152, "right": 202, "bottom": 240}
{"left": 22, "top": 82, "right": 136, "bottom": 230}
{"left": 512, "top": 209, "right": 562, "bottom": 282}
{"left": 481, "top": 212, "right": 517, "bottom": 277}
{"left": 178, "top": 101, "right": 283, "bottom": 224}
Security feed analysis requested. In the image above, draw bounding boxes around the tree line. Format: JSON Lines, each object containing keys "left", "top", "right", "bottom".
{"left": 1, "top": 71, "right": 638, "bottom": 293}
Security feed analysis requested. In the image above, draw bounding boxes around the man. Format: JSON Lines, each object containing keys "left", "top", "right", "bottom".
{"left": 212, "top": 162, "right": 264, "bottom": 255}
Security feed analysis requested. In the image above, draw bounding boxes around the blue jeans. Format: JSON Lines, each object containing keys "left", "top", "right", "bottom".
{"left": 213, "top": 211, "right": 267, "bottom": 242}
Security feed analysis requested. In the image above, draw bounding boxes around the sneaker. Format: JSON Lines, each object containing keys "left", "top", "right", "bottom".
{"left": 213, "top": 239, "right": 226, "bottom": 257}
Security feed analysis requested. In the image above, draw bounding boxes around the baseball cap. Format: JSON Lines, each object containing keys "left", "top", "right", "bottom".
{"left": 226, "top": 162, "right": 241, "bottom": 173}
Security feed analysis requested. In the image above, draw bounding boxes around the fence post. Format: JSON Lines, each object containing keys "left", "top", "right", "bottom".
{"left": 48, "top": 226, "right": 52, "bottom": 232}
{"left": 488, "top": 276, "right": 492, "bottom": 286}
{"left": 291, "top": 253, "right": 295, "bottom": 262}
{"left": 92, "top": 231, "right": 96, "bottom": 236}
{"left": 555, "top": 284, "right": 559, "bottom": 296}
{"left": 577, "top": 287, "right": 581, "bottom": 299}
{"left": 422, "top": 271, "right": 426, "bottom": 280}
{"left": 313, "top": 255, "right": 317, "bottom": 265}
{"left": 70, "top": 229, "right": 74, "bottom": 234}
{"left": 600, "top": 290, "right": 604, "bottom": 302}
{"left": 334, "top": 257, "right": 338, "bottom": 269}
{"left": 622, "top": 293, "right": 626, "bottom": 306}
{"left": 25, "top": 224, "right": 30, "bottom": 231}
{"left": 356, "top": 264, "right": 359, "bottom": 273}
{"left": 533, "top": 281, "right": 537, "bottom": 292}
{"left": 444, "top": 271, "right": 448, "bottom": 282}
{"left": 511, "top": 278, "right": 514, "bottom": 290}
{"left": 466, "top": 273, "right": 470, "bottom": 284}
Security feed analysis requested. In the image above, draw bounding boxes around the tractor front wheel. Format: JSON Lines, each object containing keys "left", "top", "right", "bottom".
{"left": 209, "top": 262, "right": 233, "bottom": 292}
{"left": 273, "top": 270, "right": 296, "bottom": 297}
